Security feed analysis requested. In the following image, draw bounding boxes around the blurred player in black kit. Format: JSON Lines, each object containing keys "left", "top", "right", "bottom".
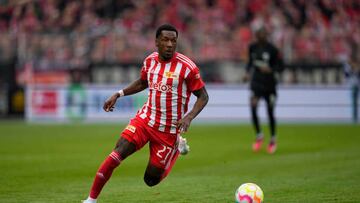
{"left": 243, "top": 27, "right": 283, "bottom": 154}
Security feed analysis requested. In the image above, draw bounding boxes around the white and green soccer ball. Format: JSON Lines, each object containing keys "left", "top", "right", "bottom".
{"left": 235, "top": 183, "right": 264, "bottom": 203}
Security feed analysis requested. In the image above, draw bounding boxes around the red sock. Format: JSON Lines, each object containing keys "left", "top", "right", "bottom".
{"left": 89, "top": 151, "right": 122, "bottom": 199}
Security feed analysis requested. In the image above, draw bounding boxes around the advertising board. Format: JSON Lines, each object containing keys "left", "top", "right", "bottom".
{"left": 26, "top": 85, "right": 352, "bottom": 123}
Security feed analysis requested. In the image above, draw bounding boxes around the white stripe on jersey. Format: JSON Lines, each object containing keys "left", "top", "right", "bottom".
{"left": 181, "top": 79, "right": 187, "bottom": 117}
{"left": 177, "top": 54, "right": 196, "bottom": 70}
{"left": 165, "top": 139, "right": 179, "bottom": 169}
{"left": 184, "top": 68, "right": 191, "bottom": 79}
{"left": 143, "top": 53, "right": 157, "bottom": 71}
{"left": 158, "top": 63, "right": 172, "bottom": 132}
{"left": 140, "top": 59, "right": 156, "bottom": 119}
{"left": 176, "top": 57, "right": 193, "bottom": 74}
{"left": 170, "top": 62, "right": 183, "bottom": 133}
{"left": 148, "top": 62, "right": 161, "bottom": 127}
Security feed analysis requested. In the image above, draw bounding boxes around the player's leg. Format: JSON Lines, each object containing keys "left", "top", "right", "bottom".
{"left": 352, "top": 86, "right": 358, "bottom": 123}
{"left": 144, "top": 156, "right": 180, "bottom": 187}
{"left": 86, "top": 137, "right": 136, "bottom": 202}
{"left": 265, "top": 93, "right": 276, "bottom": 137}
{"left": 265, "top": 92, "right": 277, "bottom": 154}
{"left": 250, "top": 94, "right": 262, "bottom": 136}
{"left": 143, "top": 131, "right": 179, "bottom": 186}
{"left": 84, "top": 118, "right": 148, "bottom": 202}
{"left": 143, "top": 164, "right": 164, "bottom": 186}
{"left": 143, "top": 147, "right": 179, "bottom": 186}
{"left": 250, "top": 91, "right": 263, "bottom": 152}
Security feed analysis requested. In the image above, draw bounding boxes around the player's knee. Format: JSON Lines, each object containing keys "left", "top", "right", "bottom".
{"left": 114, "top": 138, "right": 136, "bottom": 160}
{"left": 143, "top": 174, "right": 161, "bottom": 187}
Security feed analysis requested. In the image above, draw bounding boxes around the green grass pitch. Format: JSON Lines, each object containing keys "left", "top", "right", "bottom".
{"left": 0, "top": 122, "right": 360, "bottom": 203}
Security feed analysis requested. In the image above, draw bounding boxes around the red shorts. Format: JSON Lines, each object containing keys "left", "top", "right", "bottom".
{"left": 121, "top": 116, "right": 180, "bottom": 170}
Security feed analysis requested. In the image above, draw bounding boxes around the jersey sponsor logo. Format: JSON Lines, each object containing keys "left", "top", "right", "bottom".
{"left": 149, "top": 81, "right": 174, "bottom": 92}
{"left": 254, "top": 60, "right": 269, "bottom": 68}
{"left": 125, "top": 125, "right": 136, "bottom": 133}
{"left": 262, "top": 52, "right": 270, "bottom": 61}
{"left": 165, "top": 71, "right": 179, "bottom": 79}
{"left": 195, "top": 73, "right": 201, "bottom": 79}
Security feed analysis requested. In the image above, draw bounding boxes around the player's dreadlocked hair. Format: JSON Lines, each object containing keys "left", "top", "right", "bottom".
{"left": 156, "top": 24, "right": 178, "bottom": 39}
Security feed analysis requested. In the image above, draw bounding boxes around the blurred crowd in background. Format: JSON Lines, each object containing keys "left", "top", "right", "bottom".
{"left": 0, "top": 0, "right": 359, "bottom": 117}
{"left": 0, "top": 0, "right": 359, "bottom": 71}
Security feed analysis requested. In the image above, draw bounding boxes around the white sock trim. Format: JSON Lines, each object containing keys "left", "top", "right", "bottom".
{"left": 87, "top": 197, "right": 97, "bottom": 202}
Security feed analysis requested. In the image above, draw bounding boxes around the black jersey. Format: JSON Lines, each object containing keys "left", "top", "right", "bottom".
{"left": 246, "top": 42, "right": 283, "bottom": 92}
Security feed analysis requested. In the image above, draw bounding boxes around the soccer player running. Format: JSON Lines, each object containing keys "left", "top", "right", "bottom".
{"left": 243, "top": 27, "right": 283, "bottom": 154}
{"left": 82, "top": 24, "right": 209, "bottom": 203}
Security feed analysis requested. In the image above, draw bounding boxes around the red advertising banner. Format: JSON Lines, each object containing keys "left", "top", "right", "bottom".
{"left": 31, "top": 90, "right": 58, "bottom": 114}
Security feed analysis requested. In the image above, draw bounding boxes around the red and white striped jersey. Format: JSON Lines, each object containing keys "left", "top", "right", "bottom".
{"left": 136, "top": 52, "right": 205, "bottom": 134}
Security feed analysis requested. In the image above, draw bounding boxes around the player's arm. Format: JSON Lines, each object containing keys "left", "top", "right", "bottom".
{"left": 272, "top": 47, "right": 284, "bottom": 73}
{"left": 177, "top": 87, "right": 209, "bottom": 133}
{"left": 243, "top": 45, "right": 253, "bottom": 82}
{"left": 103, "top": 78, "right": 148, "bottom": 112}
{"left": 121, "top": 77, "right": 148, "bottom": 96}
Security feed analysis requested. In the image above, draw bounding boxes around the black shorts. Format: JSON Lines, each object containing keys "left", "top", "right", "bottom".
{"left": 251, "top": 87, "right": 277, "bottom": 101}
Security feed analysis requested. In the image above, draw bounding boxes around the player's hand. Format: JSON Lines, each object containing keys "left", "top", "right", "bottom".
{"left": 259, "top": 66, "right": 272, "bottom": 73}
{"left": 103, "top": 93, "right": 120, "bottom": 112}
{"left": 176, "top": 115, "right": 193, "bottom": 134}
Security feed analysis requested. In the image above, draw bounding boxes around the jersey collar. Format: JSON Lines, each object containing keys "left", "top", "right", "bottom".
{"left": 157, "top": 52, "right": 178, "bottom": 63}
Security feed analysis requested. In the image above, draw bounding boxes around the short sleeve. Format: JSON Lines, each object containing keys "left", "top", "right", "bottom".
{"left": 186, "top": 67, "right": 205, "bottom": 92}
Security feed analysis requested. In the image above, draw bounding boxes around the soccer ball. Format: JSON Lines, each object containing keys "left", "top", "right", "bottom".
{"left": 235, "top": 183, "right": 264, "bottom": 203}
